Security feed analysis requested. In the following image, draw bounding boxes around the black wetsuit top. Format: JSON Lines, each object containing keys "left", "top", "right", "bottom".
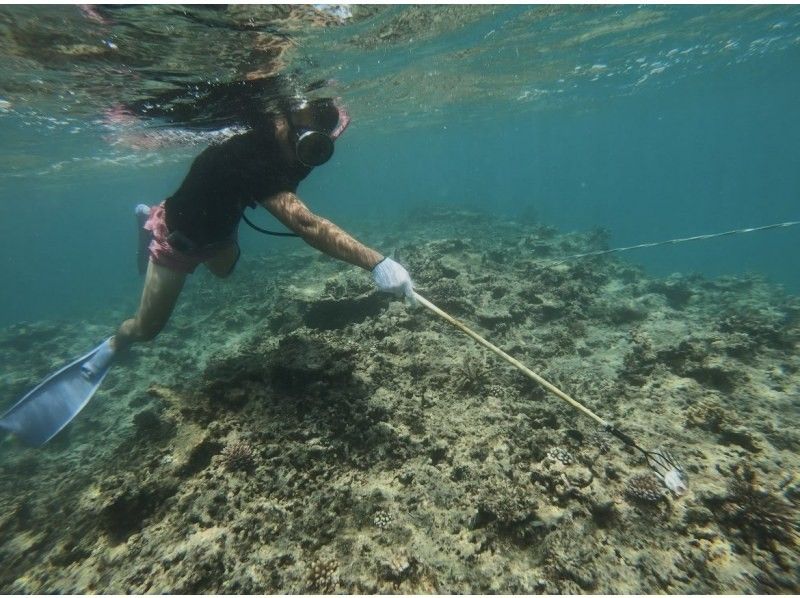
{"left": 164, "top": 128, "right": 311, "bottom": 247}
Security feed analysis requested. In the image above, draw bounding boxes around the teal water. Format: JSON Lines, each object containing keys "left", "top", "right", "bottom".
{"left": 2, "top": 6, "right": 800, "bottom": 594}
{"left": 0, "top": 4, "right": 798, "bottom": 326}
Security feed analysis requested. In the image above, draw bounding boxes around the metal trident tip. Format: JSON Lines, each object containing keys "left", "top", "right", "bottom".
{"left": 647, "top": 449, "right": 688, "bottom": 496}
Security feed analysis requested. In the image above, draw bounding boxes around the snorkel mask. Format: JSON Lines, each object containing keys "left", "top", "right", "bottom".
{"left": 294, "top": 128, "right": 334, "bottom": 167}
{"left": 288, "top": 98, "right": 350, "bottom": 167}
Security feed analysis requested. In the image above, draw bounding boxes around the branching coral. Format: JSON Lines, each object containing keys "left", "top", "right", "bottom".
{"left": 718, "top": 463, "right": 799, "bottom": 549}
{"left": 220, "top": 440, "right": 255, "bottom": 472}
{"left": 456, "top": 355, "right": 488, "bottom": 391}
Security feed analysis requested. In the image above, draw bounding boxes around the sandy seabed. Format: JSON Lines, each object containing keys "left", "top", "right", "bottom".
{"left": 1, "top": 209, "right": 798, "bottom": 593}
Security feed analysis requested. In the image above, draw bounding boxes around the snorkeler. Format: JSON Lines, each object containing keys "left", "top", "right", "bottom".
{"left": 0, "top": 88, "right": 415, "bottom": 446}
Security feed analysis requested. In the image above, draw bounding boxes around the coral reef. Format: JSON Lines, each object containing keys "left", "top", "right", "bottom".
{"left": 714, "top": 463, "right": 799, "bottom": 549}
{"left": 308, "top": 558, "right": 338, "bottom": 593}
{"left": 219, "top": 439, "right": 255, "bottom": 472}
{"left": 0, "top": 209, "right": 798, "bottom": 593}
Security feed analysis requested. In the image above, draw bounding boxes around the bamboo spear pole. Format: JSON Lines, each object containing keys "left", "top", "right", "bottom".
{"left": 412, "top": 291, "right": 609, "bottom": 428}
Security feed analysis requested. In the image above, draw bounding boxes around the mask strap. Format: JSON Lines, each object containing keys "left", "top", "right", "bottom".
{"left": 331, "top": 102, "right": 350, "bottom": 140}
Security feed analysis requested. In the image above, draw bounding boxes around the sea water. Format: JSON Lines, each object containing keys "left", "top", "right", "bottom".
{"left": 0, "top": 5, "right": 799, "bottom": 593}
{"left": 0, "top": 5, "right": 798, "bottom": 326}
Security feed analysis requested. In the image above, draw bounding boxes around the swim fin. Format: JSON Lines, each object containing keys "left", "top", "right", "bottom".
{"left": 0, "top": 338, "right": 115, "bottom": 447}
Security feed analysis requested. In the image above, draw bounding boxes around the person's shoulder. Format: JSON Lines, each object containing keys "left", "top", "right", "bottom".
{"left": 214, "top": 128, "right": 263, "bottom": 148}
{"left": 193, "top": 129, "right": 262, "bottom": 161}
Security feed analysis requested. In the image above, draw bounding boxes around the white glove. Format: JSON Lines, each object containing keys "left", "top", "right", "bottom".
{"left": 372, "top": 257, "right": 416, "bottom": 304}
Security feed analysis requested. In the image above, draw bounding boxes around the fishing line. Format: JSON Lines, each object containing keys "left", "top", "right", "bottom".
{"left": 545, "top": 220, "right": 800, "bottom": 265}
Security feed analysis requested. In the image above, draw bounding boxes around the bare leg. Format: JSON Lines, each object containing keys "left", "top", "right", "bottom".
{"left": 113, "top": 260, "right": 187, "bottom": 351}
{"left": 204, "top": 243, "right": 240, "bottom": 279}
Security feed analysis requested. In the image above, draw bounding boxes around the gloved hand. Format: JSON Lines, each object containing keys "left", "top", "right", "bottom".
{"left": 372, "top": 257, "right": 416, "bottom": 305}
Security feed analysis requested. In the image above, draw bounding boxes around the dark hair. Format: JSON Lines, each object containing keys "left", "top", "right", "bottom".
{"left": 122, "top": 76, "right": 291, "bottom": 130}
{"left": 287, "top": 98, "right": 339, "bottom": 134}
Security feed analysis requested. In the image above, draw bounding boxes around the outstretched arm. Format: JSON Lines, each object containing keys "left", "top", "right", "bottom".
{"left": 261, "top": 192, "right": 383, "bottom": 271}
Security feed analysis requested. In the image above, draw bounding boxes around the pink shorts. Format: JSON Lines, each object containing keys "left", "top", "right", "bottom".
{"left": 143, "top": 202, "right": 238, "bottom": 274}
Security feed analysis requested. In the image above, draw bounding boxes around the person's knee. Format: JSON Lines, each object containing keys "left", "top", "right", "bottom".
{"left": 206, "top": 245, "right": 239, "bottom": 279}
{"left": 133, "top": 317, "right": 168, "bottom": 342}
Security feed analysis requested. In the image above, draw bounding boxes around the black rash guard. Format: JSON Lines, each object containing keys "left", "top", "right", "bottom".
{"left": 164, "top": 128, "right": 311, "bottom": 247}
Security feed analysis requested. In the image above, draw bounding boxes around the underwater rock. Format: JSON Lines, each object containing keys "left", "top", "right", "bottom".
{"left": 718, "top": 310, "right": 794, "bottom": 351}
{"left": 0, "top": 322, "right": 60, "bottom": 352}
{"left": 658, "top": 339, "right": 740, "bottom": 392}
{"left": 303, "top": 294, "right": 386, "bottom": 330}
{"left": 475, "top": 305, "right": 516, "bottom": 329}
{"left": 200, "top": 355, "right": 271, "bottom": 408}
{"left": 542, "top": 529, "right": 600, "bottom": 592}
{"left": 715, "top": 331, "right": 759, "bottom": 360}
{"left": 163, "top": 527, "right": 228, "bottom": 594}
{"left": 425, "top": 278, "right": 473, "bottom": 315}
{"left": 100, "top": 479, "right": 178, "bottom": 544}
{"left": 685, "top": 401, "right": 733, "bottom": 433}
{"left": 683, "top": 505, "right": 715, "bottom": 526}
{"left": 133, "top": 408, "right": 175, "bottom": 441}
{"left": 588, "top": 431, "right": 612, "bottom": 454}
{"left": 177, "top": 437, "right": 223, "bottom": 477}
{"left": 531, "top": 454, "right": 591, "bottom": 505}
{"left": 648, "top": 277, "right": 694, "bottom": 309}
{"left": 621, "top": 327, "right": 658, "bottom": 385}
{"left": 531, "top": 297, "right": 568, "bottom": 323}
{"left": 425, "top": 238, "right": 469, "bottom": 255}
{"left": 268, "top": 333, "right": 357, "bottom": 397}
{"left": 748, "top": 569, "right": 800, "bottom": 594}
{"left": 380, "top": 553, "right": 415, "bottom": 584}
{"left": 685, "top": 401, "right": 762, "bottom": 452}
{"left": 718, "top": 427, "right": 762, "bottom": 453}
{"left": 591, "top": 299, "right": 649, "bottom": 325}
{"left": 588, "top": 499, "right": 619, "bottom": 528}
{"left": 566, "top": 465, "right": 593, "bottom": 489}
{"left": 407, "top": 254, "right": 460, "bottom": 286}
{"left": 469, "top": 475, "right": 542, "bottom": 547}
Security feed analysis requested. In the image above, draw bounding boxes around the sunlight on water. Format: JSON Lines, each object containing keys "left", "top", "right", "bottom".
{"left": 1, "top": 8, "right": 800, "bottom": 594}
{"left": 0, "top": 5, "right": 798, "bottom": 177}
